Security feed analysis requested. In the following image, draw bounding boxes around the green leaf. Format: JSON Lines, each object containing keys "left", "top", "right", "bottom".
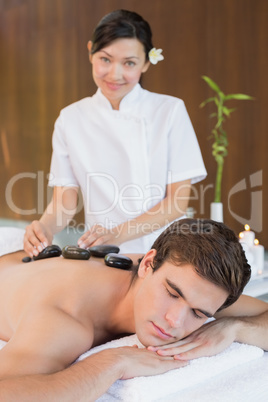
{"left": 224, "top": 93, "right": 254, "bottom": 101}
{"left": 202, "top": 76, "right": 221, "bottom": 94}
{"left": 199, "top": 97, "right": 215, "bottom": 108}
{"left": 222, "top": 106, "right": 236, "bottom": 117}
{"left": 214, "top": 97, "right": 220, "bottom": 107}
{"left": 201, "top": 75, "right": 252, "bottom": 191}
{"left": 209, "top": 112, "right": 217, "bottom": 118}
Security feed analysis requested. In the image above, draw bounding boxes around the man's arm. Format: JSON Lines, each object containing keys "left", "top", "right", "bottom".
{"left": 0, "top": 306, "right": 187, "bottom": 400}
{"left": 215, "top": 294, "right": 268, "bottom": 350}
{"left": 147, "top": 295, "right": 268, "bottom": 360}
{"left": 0, "top": 346, "right": 187, "bottom": 402}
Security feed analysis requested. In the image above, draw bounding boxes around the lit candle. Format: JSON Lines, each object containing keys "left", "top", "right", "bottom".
{"left": 239, "top": 224, "right": 255, "bottom": 247}
{"left": 252, "top": 239, "right": 264, "bottom": 275}
{"left": 238, "top": 225, "right": 264, "bottom": 278}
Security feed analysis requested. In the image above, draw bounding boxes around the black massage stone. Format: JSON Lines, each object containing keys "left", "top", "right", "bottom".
{"left": 89, "top": 245, "right": 120, "bottom": 258}
{"left": 104, "top": 253, "right": 133, "bottom": 270}
{"left": 33, "top": 245, "right": 62, "bottom": 261}
{"left": 22, "top": 256, "right": 32, "bottom": 263}
{"left": 62, "top": 246, "right": 90, "bottom": 260}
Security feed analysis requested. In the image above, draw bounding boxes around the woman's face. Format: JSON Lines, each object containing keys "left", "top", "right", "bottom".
{"left": 88, "top": 38, "right": 150, "bottom": 110}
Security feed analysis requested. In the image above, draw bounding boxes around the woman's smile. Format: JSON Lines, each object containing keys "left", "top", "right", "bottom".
{"left": 105, "top": 81, "right": 125, "bottom": 91}
{"left": 89, "top": 38, "right": 150, "bottom": 109}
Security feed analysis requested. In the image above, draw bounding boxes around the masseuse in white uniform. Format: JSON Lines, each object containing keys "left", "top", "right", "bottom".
{"left": 24, "top": 10, "right": 207, "bottom": 256}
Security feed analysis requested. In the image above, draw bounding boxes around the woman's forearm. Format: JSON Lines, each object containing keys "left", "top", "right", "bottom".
{"left": 40, "top": 186, "right": 79, "bottom": 235}
{"left": 117, "top": 179, "right": 191, "bottom": 243}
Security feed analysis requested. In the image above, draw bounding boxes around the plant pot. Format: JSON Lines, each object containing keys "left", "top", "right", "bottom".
{"left": 210, "top": 202, "right": 223, "bottom": 222}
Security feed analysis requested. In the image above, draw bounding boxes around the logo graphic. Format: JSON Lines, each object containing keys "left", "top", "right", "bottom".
{"left": 228, "top": 170, "right": 262, "bottom": 232}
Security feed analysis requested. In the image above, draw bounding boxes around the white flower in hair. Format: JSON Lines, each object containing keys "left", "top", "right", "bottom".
{"left": 149, "top": 48, "right": 164, "bottom": 65}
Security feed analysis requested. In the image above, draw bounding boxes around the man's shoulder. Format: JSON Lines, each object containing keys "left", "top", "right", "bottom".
{"left": 0, "top": 303, "right": 95, "bottom": 379}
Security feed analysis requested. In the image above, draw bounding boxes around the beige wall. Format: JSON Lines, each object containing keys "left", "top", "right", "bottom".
{"left": 0, "top": 0, "right": 267, "bottom": 246}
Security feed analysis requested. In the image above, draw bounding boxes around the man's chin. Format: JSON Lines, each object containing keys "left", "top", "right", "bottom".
{"left": 135, "top": 329, "right": 153, "bottom": 347}
{"left": 135, "top": 330, "right": 168, "bottom": 348}
{"left": 136, "top": 326, "right": 184, "bottom": 348}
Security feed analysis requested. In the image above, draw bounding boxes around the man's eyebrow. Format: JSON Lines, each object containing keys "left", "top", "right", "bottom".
{"left": 166, "top": 279, "right": 214, "bottom": 318}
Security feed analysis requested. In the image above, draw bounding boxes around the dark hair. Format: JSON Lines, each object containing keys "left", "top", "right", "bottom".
{"left": 90, "top": 10, "right": 153, "bottom": 61}
{"left": 150, "top": 219, "right": 251, "bottom": 311}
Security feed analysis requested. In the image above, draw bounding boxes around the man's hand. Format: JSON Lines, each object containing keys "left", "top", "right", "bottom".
{"left": 147, "top": 317, "right": 239, "bottom": 360}
{"left": 97, "top": 345, "right": 188, "bottom": 380}
{"left": 24, "top": 221, "right": 52, "bottom": 257}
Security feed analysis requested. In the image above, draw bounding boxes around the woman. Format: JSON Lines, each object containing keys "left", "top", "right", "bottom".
{"left": 24, "top": 9, "right": 207, "bottom": 256}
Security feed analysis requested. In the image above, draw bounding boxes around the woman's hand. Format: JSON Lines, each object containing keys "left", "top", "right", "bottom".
{"left": 147, "top": 318, "right": 239, "bottom": 360}
{"left": 78, "top": 224, "right": 122, "bottom": 249}
{"left": 24, "top": 221, "right": 53, "bottom": 257}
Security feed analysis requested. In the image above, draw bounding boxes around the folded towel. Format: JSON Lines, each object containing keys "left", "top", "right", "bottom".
{"left": 0, "top": 227, "right": 25, "bottom": 256}
{"left": 0, "top": 337, "right": 265, "bottom": 401}
{"left": 77, "top": 334, "right": 263, "bottom": 402}
{"left": 0, "top": 327, "right": 264, "bottom": 401}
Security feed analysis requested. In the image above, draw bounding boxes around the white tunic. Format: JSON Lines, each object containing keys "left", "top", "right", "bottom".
{"left": 49, "top": 84, "right": 207, "bottom": 252}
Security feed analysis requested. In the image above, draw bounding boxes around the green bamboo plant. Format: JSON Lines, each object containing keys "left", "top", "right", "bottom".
{"left": 200, "top": 76, "right": 253, "bottom": 203}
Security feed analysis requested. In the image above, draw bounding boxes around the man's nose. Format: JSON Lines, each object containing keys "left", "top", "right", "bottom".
{"left": 165, "top": 303, "right": 187, "bottom": 328}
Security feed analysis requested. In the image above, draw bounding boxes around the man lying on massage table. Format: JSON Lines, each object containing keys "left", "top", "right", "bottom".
{"left": 0, "top": 219, "right": 267, "bottom": 401}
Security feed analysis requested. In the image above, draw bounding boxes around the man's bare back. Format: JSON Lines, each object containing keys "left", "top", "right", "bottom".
{"left": 0, "top": 250, "right": 141, "bottom": 378}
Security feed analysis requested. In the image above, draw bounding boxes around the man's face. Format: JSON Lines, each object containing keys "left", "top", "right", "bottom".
{"left": 134, "top": 250, "right": 228, "bottom": 347}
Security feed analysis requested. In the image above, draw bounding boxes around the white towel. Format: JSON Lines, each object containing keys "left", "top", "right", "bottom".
{"left": 0, "top": 227, "right": 25, "bottom": 256}
{"left": 0, "top": 336, "right": 264, "bottom": 401}
{"left": 0, "top": 337, "right": 265, "bottom": 401}
{"left": 76, "top": 334, "right": 263, "bottom": 402}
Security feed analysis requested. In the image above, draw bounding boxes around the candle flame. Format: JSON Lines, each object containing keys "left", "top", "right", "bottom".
{"left": 239, "top": 232, "right": 244, "bottom": 239}
{"left": 254, "top": 239, "right": 259, "bottom": 245}
{"left": 244, "top": 224, "right": 250, "bottom": 231}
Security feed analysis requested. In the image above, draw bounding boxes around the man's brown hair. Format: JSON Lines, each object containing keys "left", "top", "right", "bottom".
{"left": 150, "top": 219, "right": 251, "bottom": 311}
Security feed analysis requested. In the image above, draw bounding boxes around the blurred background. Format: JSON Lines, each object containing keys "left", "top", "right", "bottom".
{"left": 0, "top": 0, "right": 267, "bottom": 247}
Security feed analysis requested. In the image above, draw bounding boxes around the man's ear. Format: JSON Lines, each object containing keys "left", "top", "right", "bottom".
{"left": 138, "top": 249, "right": 157, "bottom": 278}
{"left": 87, "top": 41, "right": 93, "bottom": 62}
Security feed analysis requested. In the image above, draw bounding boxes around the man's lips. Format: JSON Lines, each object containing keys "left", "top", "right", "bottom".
{"left": 151, "top": 322, "right": 173, "bottom": 340}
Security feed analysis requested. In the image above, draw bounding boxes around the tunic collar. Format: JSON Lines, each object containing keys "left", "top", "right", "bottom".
{"left": 94, "top": 84, "right": 142, "bottom": 112}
